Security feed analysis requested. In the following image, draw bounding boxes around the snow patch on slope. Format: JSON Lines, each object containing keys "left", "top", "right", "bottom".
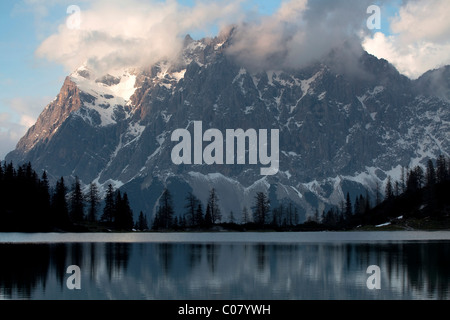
{"left": 70, "top": 66, "right": 138, "bottom": 126}
{"left": 289, "top": 70, "right": 324, "bottom": 113}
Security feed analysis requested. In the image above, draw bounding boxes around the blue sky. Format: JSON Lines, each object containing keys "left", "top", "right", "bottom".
{"left": 0, "top": 2, "right": 69, "bottom": 101}
{"left": 0, "top": 0, "right": 287, "bottom": 160}
{"left": 1, "top": 0, "right": 449, "bottom": 160}
{"left": 0, "top": 1, "right": 69, "bottom": 154}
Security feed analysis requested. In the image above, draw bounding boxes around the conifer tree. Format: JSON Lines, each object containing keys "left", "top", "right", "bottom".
{"left": 394, "top": 180, "right": 400, "bottom": 197}
{"left": 358, "top": 194, "right": 365, "bottom": 215}
{"left": 271, "top": 207, "right": 279, "bottom": 226}
{"left": 123, "top": 193, "right": 134, "bottom": 229}
{"left": 344, "top": 192, "right": 352, "bottom": 220}
{"left": 101, "top": 184, "right": 115, "bottom": 224}
{"left": 86, "top": 182, "right": 100, "bottom": 222}
{"left": 253, "top": 192, "right": 270, "bottom": 226}
{"left": 207, "top": 188, "right": 221, "bottom": 224}
{"left": 195, "top": 203, "right": 204, "bottom": 227}
{"left": 375, "top": 182, "right": 382, "bottom": 206}
{"left": 157, "top": 188, "right": 174, "bottom": 229}
{"left": 38, "top": 171, "right": 51, "bottom": 228}
{"left": 354, "top": 196, "right": 360, "bottom": 216}
{"left": 406, "top": 168, "right": 419, "bottom": 192}
{"left": 242, "top": 206, "right": 250, "bottom": 225}
{"left": 152, "top": 207, "right": 161, "bottom": 230}
{"left": 114, "top": 190, "right": 123, "bottom": 226}
{"left": 400, "top": 166, "right": 406, "bottom": 193}
{"left": 415, "top": 166, "right": 424, "bottom": 189}
{"left": 229, "top": 211, "right": 236, "bottom": 224}
{"left": 294, "top": 206, "right": 299, "bottom": 225}
{"left": 180, "top": 215, "right": 187, "bottom": 229}
{"left": 40, "top": 171, "right": 50, "bottom": 204}
{"left": 173, "top": 216, "right": 179, "bottom": 229}
{"left": 364, "top": 189, "right": 371, "bottom": 214}
{"left": 70, "top": 176, "right": 85, "bottom": 223}
{"left": 436, "top": 155, "right": 447, "bottom": 184}
{"left": 52, "top": 177, "right": 71, "bottom": 229}
{"left": 204, "top": 203, "right": 213, "bottom": 227}
{"left": 385, "top": 176, "right": 394, "bottom": 200}
{"left": 287, "top": 202, "right": 295, "bottom": 226}
{"left": 314, "top": 208, "right": 320, "bottom": 223}
{"left": 115, "top": 192, "right": 134, "bottom": 230}
{"left": 184, "top": 192, "right": 199, "bottom": 227}
{"left": 426, "top": 159, "right": 436, "bottom": 187}
{"left": 136, "top": 211, "right": 148, "bottom": 230}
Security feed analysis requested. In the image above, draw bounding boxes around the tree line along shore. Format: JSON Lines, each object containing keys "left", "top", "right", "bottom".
{"left": 0, "top": 156, "right": 449, "bottom": 232}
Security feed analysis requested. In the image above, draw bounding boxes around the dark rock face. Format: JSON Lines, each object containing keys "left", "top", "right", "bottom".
{"left": 6, "top": 32, "right": 450, "bottom": 221}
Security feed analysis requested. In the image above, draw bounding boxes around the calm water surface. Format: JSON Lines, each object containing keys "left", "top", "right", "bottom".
{"left": 0, "top": 231, "right": 449, "bottom": 300}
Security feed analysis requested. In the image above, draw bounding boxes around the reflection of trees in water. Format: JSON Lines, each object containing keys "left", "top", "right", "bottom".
{"left": 348, "top": 242, "right": 449, "bottom": 299}
{"left": 89, "top": 243, "right": 96, "bottom": 282}
{"left": 206, "top": 244, "right": 218, "bottom": 274}
{"left": 105, "top": 243, "right": 131, "bottom": 279}
{"left": 158, "top": 243, "right": 173, "bottom": 275}
{"left": 187, "top": 244, "right": 202, "bottom": 270}
{"left": 256, "top": 244, "right": 266, "bottom": 272}
{"left": 70, "top": 243, "right": 83, "bottom": 273}
{"left": 49, "top": 243, "right": 91, "bottom": 288}
{"left": 401, "top": 242, "right": 450, "bottom": 299}
{"left": 184, "top": 244, "right": 221, "bottom": 274}
{"left": 49, "top": 243, "right": 68, "bottom": 289}
{"left": 1, "top": 240, "right": 449, "bottom": 299}
{"left": 0, "top": 244, "right": 50, "bottom": 298}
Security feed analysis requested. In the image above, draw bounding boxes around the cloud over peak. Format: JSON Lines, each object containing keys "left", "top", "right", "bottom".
{"left": 35, "top": 0, "right": 380, "bottom": 75}
{"left": 34, "top": 0, "right": 450, "bottom": 79}
{"left": 36, "top": 0, "right": 244, "bottom": 75}
{"left": 363, "top": 0, "right": 450, "bottom": 79}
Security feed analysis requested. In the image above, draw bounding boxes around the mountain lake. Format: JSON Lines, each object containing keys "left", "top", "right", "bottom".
{"left": 0, "top": 231, "right": 449, "bottom": 300}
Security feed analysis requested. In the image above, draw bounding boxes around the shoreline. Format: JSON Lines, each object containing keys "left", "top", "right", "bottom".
{"left": 1, "top": 230, "right": 450, "bottom": 244}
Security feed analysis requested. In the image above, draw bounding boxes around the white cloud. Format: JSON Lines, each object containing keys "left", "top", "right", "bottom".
{"left": 35, "top": 0, "right": 245, "bottom": 75}
{"left": 26, "top": 0, "right": 450, "bottom": 79}
{"left": 226, "top": 0, "right": 383, "bottom": 71}
{"left": 391, "top": 0, "right": 450, "bottom": 44}
{"left": 36, "top": 0, "right": 395, "bottom": 75}
{"left": 363, "top": 0, "right": 450, "bottom": 79}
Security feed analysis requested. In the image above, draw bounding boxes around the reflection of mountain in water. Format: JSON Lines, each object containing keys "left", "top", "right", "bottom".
{"left": 0, "top": 241, "right": 448, "bottom": 299}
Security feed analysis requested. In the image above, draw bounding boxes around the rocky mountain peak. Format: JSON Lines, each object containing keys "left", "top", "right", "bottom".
{"left": 6, "top": 32, "right": 450, "bottom": 222}
{"left": 415, "top": 65, "right": 450, "bottom": 101}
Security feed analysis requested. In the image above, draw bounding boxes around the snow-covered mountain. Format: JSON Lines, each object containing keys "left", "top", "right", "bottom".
{"left": 6, "top": 29, "right": 450, "bottom": 222}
